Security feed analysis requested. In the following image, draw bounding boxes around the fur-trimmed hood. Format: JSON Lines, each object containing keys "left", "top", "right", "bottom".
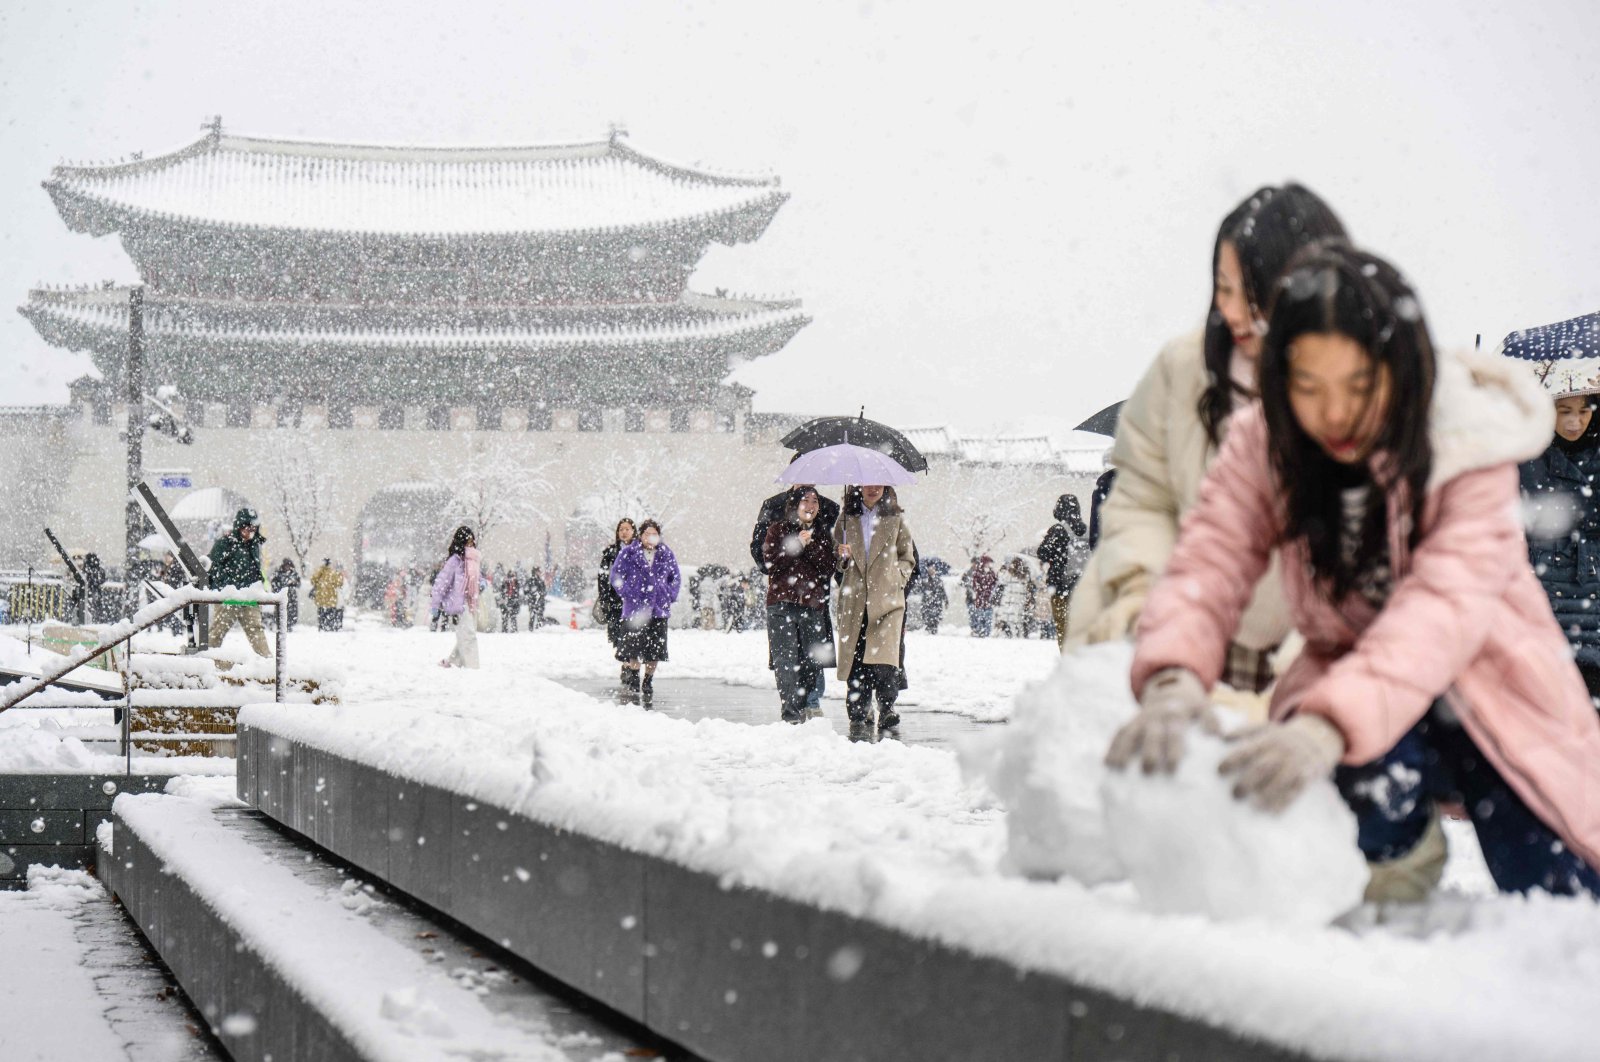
{"left": 1426, "top": 348, "right": 1554, "bottom": 490}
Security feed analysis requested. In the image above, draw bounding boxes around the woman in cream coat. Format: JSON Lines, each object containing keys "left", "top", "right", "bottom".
{"left": 1068, "top": 184, "right": 1346, "bottom": 696}
{"left": 835, "top": 485, "right": 917, "bottom": 730}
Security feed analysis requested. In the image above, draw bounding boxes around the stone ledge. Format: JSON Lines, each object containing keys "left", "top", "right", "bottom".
{"left": 237, "top": 724, "right": 1308, "bottom": 1062}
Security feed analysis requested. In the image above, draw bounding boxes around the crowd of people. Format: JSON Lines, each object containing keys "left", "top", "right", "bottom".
{"left": 181, "top": 177, "right": 1600, "bottom": 900}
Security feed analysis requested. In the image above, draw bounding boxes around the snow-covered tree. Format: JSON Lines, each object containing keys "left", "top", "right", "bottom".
{"left": 262, "top": 428, "right": 338, "bottom": 573}
{"left": 938, "top": 461, "right": 1054, "bottom": 560}
{"left": 433, "top": 434, "right": 554, "bottom": 553}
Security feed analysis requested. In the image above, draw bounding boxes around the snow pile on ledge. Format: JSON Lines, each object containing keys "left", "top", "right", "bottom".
{"left": 1102, "top": 731, "right": 1367, "bottom": 925}
{"left": 964, "top": 641, "right": 1367, "bottom": 925}
{"left": 234, "top": 632, "right": 1600, "bottom": 1062}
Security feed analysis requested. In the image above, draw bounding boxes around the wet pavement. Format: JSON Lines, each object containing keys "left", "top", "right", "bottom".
{"left": 549, "top": 674, "right": 1002, "bottom": 752}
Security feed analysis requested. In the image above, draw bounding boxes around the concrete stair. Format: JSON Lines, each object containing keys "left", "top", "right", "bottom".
{"left": 102, "top": 785, "right": 672, "bottom": 1062}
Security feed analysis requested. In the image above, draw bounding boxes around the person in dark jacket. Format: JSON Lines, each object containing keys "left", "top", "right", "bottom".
{"left": 500, "top": 567, "right": 521, "bottom": 632}
{"left": 917, "top": 564, "right": 948, "bottom": 634}
{"left": 80, "top": 552, "right": 107, "bottom": 624}
{"left": 207, "top": 507, "right": 270, "bottom": 659}
{"left": 598, "top": 518, "right": 635, "bottom": 680}
{"left": 762, "top": 488, "right": 838, "bottom": 722}
{"left": 752, "top": 484, "right": 841, "bottom": 707}
{"left": 1520, "top": 390, "right": 1600, "bottom": 698}
{"left": 962, "top": 555, "right": 999, "bottom": 637}
{"left": 270, "top": 558, "right": 302, "bottom": 628}
{"left": 1037, "top": 494, "right": 1090, "bottom": 651}
{"left": 1089, "top": 468, "right": 1116, "bottom": 549}
{"left": 524, "top": 567, "right": 547, "bottom": 631}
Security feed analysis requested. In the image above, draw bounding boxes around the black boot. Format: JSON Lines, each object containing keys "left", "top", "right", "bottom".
{"left": 618, "top": 668, "right": 640, "bottom": 705}
{"left": 640, "top": 672, "right": 654, "bottom": 707}
{"left": 877, "top": 700, "right": 901, "bottom": 730}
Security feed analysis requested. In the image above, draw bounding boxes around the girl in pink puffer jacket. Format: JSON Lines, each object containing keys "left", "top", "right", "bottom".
{"left": 1113, "top": 241, "right": 1600, "bottom": 899}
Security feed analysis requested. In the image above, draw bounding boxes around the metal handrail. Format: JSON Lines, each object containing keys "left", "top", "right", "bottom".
{"left": 0, "top": 587, "right": 287, "bottom": 714}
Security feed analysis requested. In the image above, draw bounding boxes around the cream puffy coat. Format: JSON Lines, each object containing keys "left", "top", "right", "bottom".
{"left": 1068, "top": 330, "right": 1293, "bottom": 652}
{"left": 834, "top": 511, "right": 916, "bottom": 680}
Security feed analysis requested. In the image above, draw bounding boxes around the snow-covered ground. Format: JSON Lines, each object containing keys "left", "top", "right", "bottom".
{"left": 0, "top": 865, "right": 215, "bottom": 1061}
{"left": 228, "top": 624, "right": 1599, "bottom": 1062}
{"left": 4, "top": 618, "right": 1591, "bottom": 1060}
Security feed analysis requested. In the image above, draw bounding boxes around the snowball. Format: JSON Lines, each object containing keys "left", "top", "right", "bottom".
{"left": 958, "top": 641, "right": 1137, "bottom": 884}
{"left": 1102, "top": 731, "right": 1368, "bottom": 926}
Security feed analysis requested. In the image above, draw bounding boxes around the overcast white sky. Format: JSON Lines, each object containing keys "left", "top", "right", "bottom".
{"left": 1, "top": 0, "right": 1596, "bottom": 438}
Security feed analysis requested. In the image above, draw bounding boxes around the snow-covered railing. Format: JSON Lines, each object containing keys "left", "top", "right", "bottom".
{"left": 0, "top": 586, "right": 287, "bottom": 715}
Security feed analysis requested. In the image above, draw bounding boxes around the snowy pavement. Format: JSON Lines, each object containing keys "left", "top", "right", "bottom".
{"left": 0, "top": 865, "right": 221, "bottom": 1061}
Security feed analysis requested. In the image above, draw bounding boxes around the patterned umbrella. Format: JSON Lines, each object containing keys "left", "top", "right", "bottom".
{"left": 1499, "top": 311, "right": 1600, "bottom": 397}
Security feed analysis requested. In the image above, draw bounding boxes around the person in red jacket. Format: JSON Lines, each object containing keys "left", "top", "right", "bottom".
{"left": 762, "top": 488, "right": 838, "bottom": 723}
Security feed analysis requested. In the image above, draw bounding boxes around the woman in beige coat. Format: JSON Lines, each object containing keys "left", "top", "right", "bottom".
{"left": 835, "top": 484, "right": 917, "bottom": 730}
{"left": 1068, "top": 184, "right": 1347, "bottom": 695}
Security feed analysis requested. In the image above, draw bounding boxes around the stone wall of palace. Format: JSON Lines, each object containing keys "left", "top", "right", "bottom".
{"left": 0, "top": 404, "right": 1099, "bottom": 588}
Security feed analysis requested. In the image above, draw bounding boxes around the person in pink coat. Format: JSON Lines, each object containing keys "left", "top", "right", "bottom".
{"left": 1111, "top": 241, "right": 1600, "bottom": 898}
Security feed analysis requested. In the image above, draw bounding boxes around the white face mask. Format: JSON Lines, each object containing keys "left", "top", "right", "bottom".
{"left": 643, "top": 534, "right": 660, "bottom": 547}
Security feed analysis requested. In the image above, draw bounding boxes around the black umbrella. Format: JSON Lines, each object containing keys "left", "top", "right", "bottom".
{"left": 1075, "top": 402, "right": 1124, "bottom": 437}
{"left": 780, "top": 413, "right": 927, "bottom": 473}
{"left": 1498, "top": 311, "right": 1600, "bottom": 362}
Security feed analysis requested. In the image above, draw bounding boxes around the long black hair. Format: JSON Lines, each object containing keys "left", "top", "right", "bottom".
{"left": 842, "top": 486, "right": 902, "bottom": 516}
{"left": 447, "top": 525, "right": 475, "bottom": 558}
{"left": 1257, "top": 241, "right": 1435, "bottom": 601}
{"left": 1199, "top": 184, "right": 1349, "bottom": 444}
{"left": 1053, "top": 494, "right": 1087, "bottom": 536}
{"left": 613, "top": 517, "right": 636, "bottom": 546}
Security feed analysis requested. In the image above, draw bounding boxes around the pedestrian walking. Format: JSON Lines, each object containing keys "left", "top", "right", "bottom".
{"left": 1037, "top": 494, "right": 1090, "bottom": 651}
{"left": 754, "top": 485, "right": 841, "bottom": 707}
{"left": 524, "top": 566, "right": 547, "bottom": 630}
{"left": 1069, "top": 184, "right": 1347, "bottom": 699}
{"left": 1517, "top": 384, "right": 1600, "bottom": 699}
{"left": 271, "top": 558, "right": 302, "bottom": 628}
{"left": 917, "top": 564, "right": 948, "bottom": 634}
{"left": 598, "top": 518, "right": 635, "bottom": 682}
{"left": 835, "top": 485, "right": 916, "bottom": 730}
{"left": 80, "top": 552, "right": 106, "bottom": 624}
{"left": 500, "top": 566, "right": 521, "bottom": 632}
{"left": 762, "top": 488, "right": 838, "bottom": 722}
{"left": 206, "top": 507, "right": 271, "bottom": 661}
{"left": 310, "top": 558, "right": 343, "bottom": 631}
{"left": 1112, "top": 241, "right": 1600, "bottom": 900}
{"left": 962, "top": 555, "right": 998, "bottom": 637}
{"left": 994, "top": 557, "right": 1038, "bottom": 638}
{"left": 430, "top": 526, "right": 481, "bottom": 669}
{"left": 609, "top": 519, "right": 681, "bottom": 705}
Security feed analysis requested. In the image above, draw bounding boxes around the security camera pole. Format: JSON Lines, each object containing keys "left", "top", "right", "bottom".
{"left": 124, "top": 285, "right": 145, "bottom": 619}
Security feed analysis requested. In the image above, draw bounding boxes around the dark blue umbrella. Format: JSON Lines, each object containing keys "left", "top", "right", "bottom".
{"left": 1498, "top": 311, "right": 1600, "bottom": 362}
{"left": 920, "top": 556, "right": 951, "bottom": 577}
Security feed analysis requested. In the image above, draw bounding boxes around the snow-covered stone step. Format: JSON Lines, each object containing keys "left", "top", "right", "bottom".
{"left": 0, "top": 865, "right": 225, "bottom": 1061}
{"left": 101, "top": 780, "right": 672, "bottom": 1062}
{"left": 236, "top": 721, "right": 1307, "bottom": 1062}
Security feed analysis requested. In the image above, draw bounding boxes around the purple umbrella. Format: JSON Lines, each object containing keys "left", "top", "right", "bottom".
{"left": 776, "top": 443, "right": 917, "bottom": 487}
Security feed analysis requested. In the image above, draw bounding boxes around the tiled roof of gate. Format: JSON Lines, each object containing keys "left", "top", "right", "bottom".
{"left": 44, "top": 130, "right": 788, "bottom": 239}
{"left": 20, "top": 287, "right": 810, "bottom": 354}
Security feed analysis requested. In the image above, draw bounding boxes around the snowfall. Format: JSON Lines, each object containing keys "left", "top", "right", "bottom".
{"left": 4, "top": 619, "right": 1600, "bottom": 1061}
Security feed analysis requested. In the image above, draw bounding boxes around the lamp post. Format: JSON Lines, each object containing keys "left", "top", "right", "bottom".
{"left": 124, "top": 285, "right": 145, "bottom": 618}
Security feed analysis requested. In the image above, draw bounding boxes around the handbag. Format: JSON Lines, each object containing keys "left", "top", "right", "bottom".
{"left": 591, "top": 596, "right": 610, "bottom": 625}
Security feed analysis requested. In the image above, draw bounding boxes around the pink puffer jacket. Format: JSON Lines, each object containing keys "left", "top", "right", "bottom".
{"left": 1131, "top": 353, "right": 1600, "bottom": 870}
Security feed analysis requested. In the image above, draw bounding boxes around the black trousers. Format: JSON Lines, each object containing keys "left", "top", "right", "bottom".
{"left": 846, "top": 613, "right": 898, "bottom": 716}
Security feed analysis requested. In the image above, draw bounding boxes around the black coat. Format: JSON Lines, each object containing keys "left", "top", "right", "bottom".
{"left": 1521, "top": 438, "right": 1600, "bottom": 669}
{"left": 750, "top": 490, "right": 842, "bottom": 571}
{"left": 1037, "top": 524, "right": 1089, "bottom": 594}
{"left": 598, "top": 544, "right": 624, "bottom": 617}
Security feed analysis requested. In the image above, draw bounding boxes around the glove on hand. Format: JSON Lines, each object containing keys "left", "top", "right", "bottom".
{"left": 1218, "top": 713, "right": 1346, "bottom": 813}
{"left": 1105, "top": 667, "right": 1219, "bottom": 774}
